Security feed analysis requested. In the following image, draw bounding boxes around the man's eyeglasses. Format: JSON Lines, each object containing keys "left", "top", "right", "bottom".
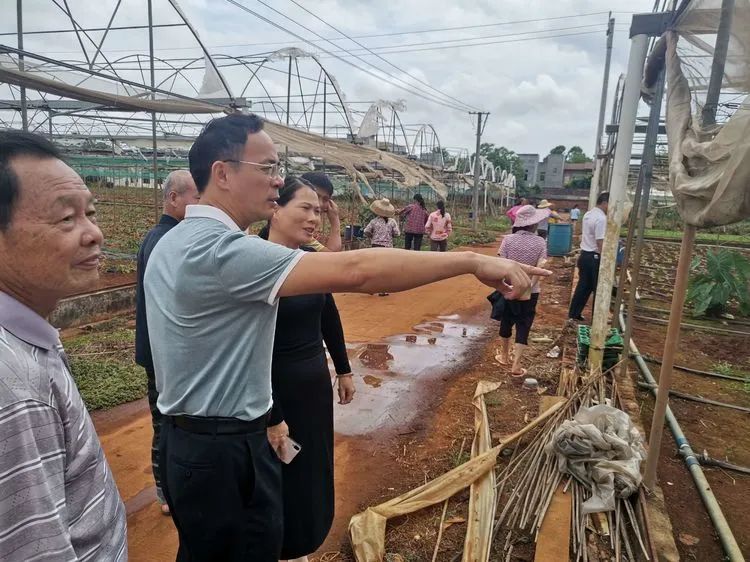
{"left": 223, "top": 159, "right": 284, "bottom": 178}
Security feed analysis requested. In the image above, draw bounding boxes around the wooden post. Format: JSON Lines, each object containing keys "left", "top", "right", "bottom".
{"left": 643, "top": 224, "right": 696, "bottom": 488}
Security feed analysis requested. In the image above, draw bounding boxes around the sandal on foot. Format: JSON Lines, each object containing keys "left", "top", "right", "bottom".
{"left": 495, "top": 354, "right": 511, "bottom": 366}
{"left": 511, "top": 368, "right": 527, "bottom": 378}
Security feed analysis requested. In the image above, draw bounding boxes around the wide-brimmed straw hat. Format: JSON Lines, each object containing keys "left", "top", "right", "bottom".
{"left": 537, "top": 199, "right": 552, "bottom": 209}
{"left": 370, "top": 198, "right": 396, "bottom": 218}
{"left": 514, "top": 204, "right": 550, "bottom": 228}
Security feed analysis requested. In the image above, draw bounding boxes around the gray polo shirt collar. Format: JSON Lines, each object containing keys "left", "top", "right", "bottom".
{"left": 0, "top": 291, "right": 60, "bottom": 350}
{"left": 185, "top": 204, "right": 241, "bottom": 231}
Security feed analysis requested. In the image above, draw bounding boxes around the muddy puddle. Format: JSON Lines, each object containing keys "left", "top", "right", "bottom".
{"left": 331, "top": 315, "right": 486, "bottom": 435}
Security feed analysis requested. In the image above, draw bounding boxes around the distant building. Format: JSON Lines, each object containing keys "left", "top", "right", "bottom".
{"left": 518, "top": 153, "right": 540, "bottom": 186}
{"left": 538, "top": 153, "right": 565, "bottom": 188}
{"left": 518, "top": 152, "right": 594, "bottom": 189}
{"left": 563, "top": 162, "right": 595, "bottom": 185}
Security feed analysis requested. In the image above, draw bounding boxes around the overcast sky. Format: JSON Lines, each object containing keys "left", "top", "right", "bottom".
{"left": 11, "top": 0, "right": 657, "bottom": 157}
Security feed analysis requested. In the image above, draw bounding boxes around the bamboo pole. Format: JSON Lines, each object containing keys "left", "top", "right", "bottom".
{"left": 643, "top": 224, "right": 696, "bottom": 488}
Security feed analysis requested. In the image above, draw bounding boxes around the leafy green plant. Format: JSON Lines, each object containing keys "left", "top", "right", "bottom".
{"left": 449, "top": 229, "right": 497, "bottom": 249}
{"left": 357, "top": 205, "right": 376, "bottom": 226}
{"left": 69, "top": 358, "right": 147, "bottom": 410}
{"left": 687, "top": 249, "right": 750, "bottom": 317}
{"left": 713, "top": 361, "right": 750, "bottom": 394}
{"left": 481, "top": 216, "right": 511, "bottom": 233}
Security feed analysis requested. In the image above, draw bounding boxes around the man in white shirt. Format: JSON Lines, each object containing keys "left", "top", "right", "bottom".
{"left": 568, "top": 192, "right": 609, "bottom": 321}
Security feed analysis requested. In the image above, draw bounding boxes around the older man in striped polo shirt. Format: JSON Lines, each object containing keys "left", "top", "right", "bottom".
{"left": 0, "top": 131, "right": 127, "bottom": 561}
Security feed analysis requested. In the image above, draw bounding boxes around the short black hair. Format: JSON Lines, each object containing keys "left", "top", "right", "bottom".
{"left": 596, "top": 191, "right": 610, "bottom": 205}
{"left": 0, "top": 130, "right": 62, "bottom": 231}
{"left": 188, "top": 113, "right": 265, "bottom": 193}
{"left": 300, "top": 171, "right": 333, "bottom": 195}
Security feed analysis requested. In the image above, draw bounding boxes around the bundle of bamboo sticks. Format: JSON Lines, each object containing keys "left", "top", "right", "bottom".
{"left": 491, "top": 370, "right": 653, "bottom": 561}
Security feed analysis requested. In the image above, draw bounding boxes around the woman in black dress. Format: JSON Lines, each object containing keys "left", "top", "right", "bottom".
{"left": 260, "top": 176, "right": 355, "bottom": 562}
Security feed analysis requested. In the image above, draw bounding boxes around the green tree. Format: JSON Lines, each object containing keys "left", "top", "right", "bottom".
{"left": 550, "top": 145, "right": 566, "bottom": 154}
{"left": 565, "top": 176, "right": 592, "bottom": 189}
{"left": 566, "top": 145, "right": 592, "bottom": 163}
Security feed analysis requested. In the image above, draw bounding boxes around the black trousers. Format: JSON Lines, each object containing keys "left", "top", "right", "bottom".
{"left": 145, "top": 366, "right": 165, "bottom": 503}
{"left": 499, "top": 293, "right": 539, "bottom": 345}
{"left": 160, "top": 416, "right": 283, "bottom": 561}
{"left": 404, "top": 232, "right": 424, "bottom": 251}
{"left": 430, "top": 239, "right": 448, "bottom": 252}
{"left": 569, "top": 251, "right": 601, "bottom": 319}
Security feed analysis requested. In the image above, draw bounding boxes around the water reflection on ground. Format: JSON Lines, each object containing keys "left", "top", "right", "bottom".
{"left": 331, "top": 315, "right": 485, "bottom": 435}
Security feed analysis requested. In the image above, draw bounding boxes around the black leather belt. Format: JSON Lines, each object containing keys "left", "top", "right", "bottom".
{"left": 167, "top": 411, "right": 270, "bottom": 435}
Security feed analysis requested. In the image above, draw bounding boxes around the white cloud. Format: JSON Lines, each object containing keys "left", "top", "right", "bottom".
{"left": 2, "top": 0, "right": 655, "bottom": 156}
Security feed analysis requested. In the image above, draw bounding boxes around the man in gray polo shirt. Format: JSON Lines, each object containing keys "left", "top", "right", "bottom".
{"left": 145, "top": 113, "right": 549, "bottom": 561}
{"left": 0, "top": 131, "right": 127, "bottom": 560}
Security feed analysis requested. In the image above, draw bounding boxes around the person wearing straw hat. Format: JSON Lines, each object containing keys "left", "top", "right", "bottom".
{"left": 496, "top": 205, "right": 549, "bottom": 378}
{"left": 535, "top": 199, "right": 561, "bottom": 240}
{"left": 364, "top": 198, "right": 400, "bottom": 296}
{"left": 364, "top": 198, "right": 400, "bottom": 248}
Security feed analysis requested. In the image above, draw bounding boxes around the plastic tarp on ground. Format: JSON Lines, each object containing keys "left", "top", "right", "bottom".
{"left": 347, "top": 394, "right": 564, "bottom": 562}
{"left": 664, "top": 0, "right": 750, "bottom": 227}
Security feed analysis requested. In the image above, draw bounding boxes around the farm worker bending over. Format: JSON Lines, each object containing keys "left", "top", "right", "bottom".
{"left": 0, "top": 131, "right": 127, "bottom": 561}
{"left": 144, "top": 113, "right": 551, "bottom": 561}
{"left": 135, "top": 169, "right": 200, "bottom": 516}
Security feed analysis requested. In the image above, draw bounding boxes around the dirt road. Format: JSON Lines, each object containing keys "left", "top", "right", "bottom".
{"left": 94, "top": 244, "right": 507, "bottom": 561}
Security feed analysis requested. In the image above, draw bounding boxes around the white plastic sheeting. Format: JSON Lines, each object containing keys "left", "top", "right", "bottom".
{"left": 547, "top": 405, "right": 646, "bottom": 514}
{"left": 357, "top": 99, "right": 407, "bottom": 139}
{"left": 664, "top": 1, "right": 750, "bottom": 227}
{"left": 0, "top": 55, "right": 226, "bottom": 114}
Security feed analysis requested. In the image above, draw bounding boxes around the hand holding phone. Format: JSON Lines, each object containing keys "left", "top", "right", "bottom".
{"left": 275, "top": 436, "right": 302, "bottom": 464}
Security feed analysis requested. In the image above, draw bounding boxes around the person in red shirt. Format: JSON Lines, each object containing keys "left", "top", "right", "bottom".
{"left": 398, "top": 193, "right": 430, "bottom": 251}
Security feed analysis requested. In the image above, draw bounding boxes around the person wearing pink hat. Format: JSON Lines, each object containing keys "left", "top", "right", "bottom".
{"left": 496, "top": 205, "right": 549, "bottom": 377}
{"left": 506, "top": 197, "right": 529, "bottom": 223}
